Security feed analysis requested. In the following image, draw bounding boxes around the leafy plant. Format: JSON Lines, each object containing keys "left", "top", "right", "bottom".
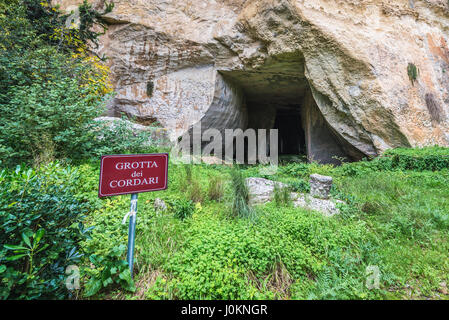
{"left": 0, "top": 163, "right": 90, "bottom": 299}
{"left": 289, "top": 179, "right": 310, "bottom": 193}
{"left": 84, "top": 245, "right": 136, "bottom": 297}
{"left": 407, "top": 63, "right": 419, "bottom": 85}
{"left": 173, "top": 199, "right": 194, "bottom": 220}
{"left": 0, "top": 0, "right": 113, "bottom": 166}
{"left": 4, "top": 229, "right": 48, "bottom": 274}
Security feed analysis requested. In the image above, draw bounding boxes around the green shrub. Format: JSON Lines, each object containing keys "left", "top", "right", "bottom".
{"left": 84, "top": 245, "right": 135, "bottom": 297}
{"left": 0, "top": 72, "right": 107, "bottom": 165}
{"left": 338, "top": 147, "right": 449, "bottom": 176}
{"left": 383, "top": 147, "right": 449, "bottom": 171}
{"left": 289, "top": 179, "right": 310, "bottom": 193}
{"left": 0, "top": 0, "right": 113, "bottom": 166}
{"left": 173, "top": 199, "right": 194, "bottom": 220}
{"left": 0, "top": 163, "right": 91, "bottom": 299}
{"left": 85, "top": 117, "right": 163, "bottom": 158}
{"left": 407, "top": 63, "right": 419, "bottom": 85}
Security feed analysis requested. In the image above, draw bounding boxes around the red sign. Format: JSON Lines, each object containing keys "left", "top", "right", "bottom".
{"left": 99, "top": 153, "right": 169, "bottom": 198}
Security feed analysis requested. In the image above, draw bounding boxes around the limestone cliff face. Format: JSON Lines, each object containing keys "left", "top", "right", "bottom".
{"left": 55, "top": 0, "right": 449, "bottom": 160}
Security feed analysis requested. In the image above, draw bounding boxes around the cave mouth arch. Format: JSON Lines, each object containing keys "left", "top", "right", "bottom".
{"left": 218, "top": 53, "right": 365, "bottom": 165}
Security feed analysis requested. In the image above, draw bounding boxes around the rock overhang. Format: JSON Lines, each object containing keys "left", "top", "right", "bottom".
{"left": 54, "top": 0, "right": 449, "bottom": 162}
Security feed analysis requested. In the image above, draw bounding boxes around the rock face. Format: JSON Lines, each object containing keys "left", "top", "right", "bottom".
{"left": 55, "top": 0, "right": 449, "bottom": 163}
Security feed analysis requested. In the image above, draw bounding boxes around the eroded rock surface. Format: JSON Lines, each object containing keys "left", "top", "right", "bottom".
{"left": 55, "top": 0, "right": 449, "bottom": 162}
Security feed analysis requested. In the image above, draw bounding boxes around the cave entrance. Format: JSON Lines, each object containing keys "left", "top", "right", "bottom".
{"left": 216, "top": 54, "right": 365, "bottom": 165}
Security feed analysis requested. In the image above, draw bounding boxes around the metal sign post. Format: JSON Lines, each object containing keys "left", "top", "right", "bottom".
{"left": 126, "top": 194, "right": 138, "bottom": 277}
{"left": 98, "top": 153, "right": 169, "bottom": 277}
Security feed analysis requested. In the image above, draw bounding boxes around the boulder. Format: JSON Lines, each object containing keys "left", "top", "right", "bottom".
{"left": 309, "top": 174, "right": 333, "bottom": 200}
{"left": 245, "top": 177, "right": 288, "bottom": 205}
{"left": 246, "top": 177, "right": 342, "bottom": 216}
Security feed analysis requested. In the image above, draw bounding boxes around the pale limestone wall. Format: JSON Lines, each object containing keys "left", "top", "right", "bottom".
{"left": 55, "top": 0, "right": 449, "bottom": 158}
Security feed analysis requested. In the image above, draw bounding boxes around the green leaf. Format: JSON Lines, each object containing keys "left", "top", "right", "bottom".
{"left": 22, "top": 233, "right": 31, "bottom": 247}
{"left": 84, "top": 279, "right": 102, "bottom": 297}
{"left": 0, "top": 265, "right": 6, "bottom": 273}
{"left": 4, "top": 244, "right": 27, "bottom": 251}
{"left": 35, "top": 243, "right": 49, "bottom": 254}
{"left": 6, "top": 254, "right": 27, "bottom": 261}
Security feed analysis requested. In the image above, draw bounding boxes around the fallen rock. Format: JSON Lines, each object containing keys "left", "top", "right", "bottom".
{"left": 309, "top": 174, "right": 333, "bottom": 200}
{"left": 245, "top": 177, "right": 288, "bottom": 205}
{"left": 292, "top": 193, "right": 343, "bottom": 217}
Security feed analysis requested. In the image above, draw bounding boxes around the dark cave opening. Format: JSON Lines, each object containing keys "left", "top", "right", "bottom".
{"left": 273, "top": 106, "right": 306, "bottom": 156}
{"left": 210, "top": 54, "right": 366, "bottom": 164}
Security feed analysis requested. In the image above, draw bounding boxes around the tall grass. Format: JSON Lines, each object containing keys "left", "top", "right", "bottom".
{"left": 230, "top": 167, "right": 253, "bottom": 218}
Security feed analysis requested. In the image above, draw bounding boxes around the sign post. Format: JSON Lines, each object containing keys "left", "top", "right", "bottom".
{"left": 126, "top": 193, "right": 138, "bottom": 276}
{"left": 99, "top": 153, "right": 169, "bottom": 277}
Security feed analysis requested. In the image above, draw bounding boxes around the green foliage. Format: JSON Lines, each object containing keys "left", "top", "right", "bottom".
{"left": 0, "top": 163, "right": 91, "bottom": 299}
{"left": 338, "top": 147, "right": 449, "bottom": 176}
{"left": 383, "top": 147, "right": 449, "bottom": 171}
{"left": 273, "top": 184, "right": 292, "bottom": 207}
{"left": 407, "top": 63, "right": 419, "bottom": 85}
{"left": 3, "top": 147, "right": 449, "bottom": 300}
{"left": 77, "top": 0, "right": 114, "bottom": 52}
{"left": 0, "top": 0, "right": 113, "bottom": 166}
{"left": 173, "top": 199, "right": 194, "bottom": 220}
{"left": 157, "top": 204, "right": 378, "bottom": 300}
{"left": 84, "top": 245, "right": 135, "bottom": 297}
{"left": 288, "top": 179, "right": 310, "bottom": 193}
{"left": 0, "top": 70, "right": 106, "bottom": 165}
{"left": 85, "top": 118, "right": 164, "bottom": 158}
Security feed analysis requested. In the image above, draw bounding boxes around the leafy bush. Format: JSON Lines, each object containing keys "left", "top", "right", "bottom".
{"left": 173, "top": 199, "right": 194, "bottom": 220}
{"left": 0, "top": 71, "right": 107, "bottom": 165}
{"left": 0, "top": 163, "right": 91, "bottom": 299}
{"left": 338, "top": 147, "right": 449, "bottom": 176}
{"left": 84, "top": 118, "right": 164, "bottom": 158}
{"left": 383, "top": 147, "right": 449, "bottom": 171}
{"left": 289, "top": 179, "right": 310, "bottom": 193}
{"left": 0, "top": 0, "right": 112, "bottom": 166}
